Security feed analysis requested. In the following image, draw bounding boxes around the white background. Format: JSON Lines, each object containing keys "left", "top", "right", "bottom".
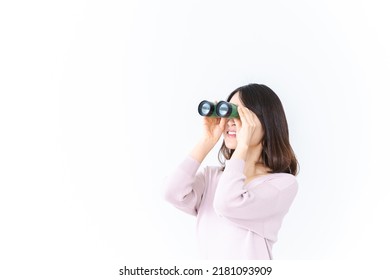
{"left": 1, "top": 0, "right": 390, "bottom": 279}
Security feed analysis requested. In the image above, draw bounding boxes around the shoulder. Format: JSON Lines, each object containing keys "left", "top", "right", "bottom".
{"left": 267, "top": 173, "right": 298, "bottom": 191}
{"left": 252, "top": 173, "right": 298, "bottom": 192}
{"left": 197, "top": 165, "right": 223, "bottom": 185}
{"left": 203, "top": 165, "right": 223, "bottom": 176}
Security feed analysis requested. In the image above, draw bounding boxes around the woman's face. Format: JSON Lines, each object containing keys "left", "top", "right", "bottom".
{"left": 223, "top": 92, "right": 264, "bottom": 150}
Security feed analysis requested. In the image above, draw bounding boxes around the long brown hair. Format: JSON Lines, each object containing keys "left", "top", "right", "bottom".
{"left": 218, "top": 84, "right": 299, "bottom": 175}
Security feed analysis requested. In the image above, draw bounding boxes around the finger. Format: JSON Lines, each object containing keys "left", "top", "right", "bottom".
{"left": 245, "top": 108, "right": 261, "bottom": 128}
{"left": 203, "top": 116, "right": 216, "bottom": 127}
{"left": 202, "top": 116, "right": 211, "bottom": 124}
{"left": 244, "top": 107, "right": 256, "bottom": 126}
{"left": 237, "top": 106, "right": 249, "bottom": 124}
{"left": 234, "top": 115, "right": 242, "bottom": 130}
{"left": 218, "top": 117, "right": 227, "bottom": 129}
{"left": 240, "top": 106, "right": 256, "bottom": 126}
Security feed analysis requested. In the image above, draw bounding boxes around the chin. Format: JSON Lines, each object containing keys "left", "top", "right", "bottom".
{"left": 224, "top": 140, "right": 237, "bottom": 150}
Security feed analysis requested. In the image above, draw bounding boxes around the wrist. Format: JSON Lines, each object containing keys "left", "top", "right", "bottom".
{"left": 199, "top": 136, "right": 218, "bottom": 148}
{"left": 231, "top": 144, "right": 249, "bottom": 160}
{"left": 190, "top": 138, "right": 216, "bottom": 163}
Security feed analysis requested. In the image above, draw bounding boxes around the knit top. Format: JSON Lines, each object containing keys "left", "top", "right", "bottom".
{"left": 164, "top": 156, "right": 298, "bottom": 259}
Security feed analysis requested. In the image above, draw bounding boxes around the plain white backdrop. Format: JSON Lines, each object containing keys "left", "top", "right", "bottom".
{"left": 1, "top": 0, "right": 389, "bottom": 279}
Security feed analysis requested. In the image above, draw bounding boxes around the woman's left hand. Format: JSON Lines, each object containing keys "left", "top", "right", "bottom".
{"left": 234, "top": 106, "right": 261, "bottom": 148}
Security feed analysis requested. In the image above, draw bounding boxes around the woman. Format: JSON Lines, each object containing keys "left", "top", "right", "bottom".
{"left": 164, "top": 83, "right": 298, "bottom": 259}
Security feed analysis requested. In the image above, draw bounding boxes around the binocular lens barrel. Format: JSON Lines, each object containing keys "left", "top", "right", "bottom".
{"left": 216, "top": 101, "right": 239, "bottom": 118}
{"left": 198, "top": 100, "right": 239, "bottom": 118}
{"left": 198, "top": 100, "right": 217, "bottom": 117}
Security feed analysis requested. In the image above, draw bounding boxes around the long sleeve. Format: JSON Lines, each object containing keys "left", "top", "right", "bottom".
{"left": 213, "top": 158, "right": 298, "bottom": 239}
{"left": 164, "top": 156, "right": 207, "bottom": 216}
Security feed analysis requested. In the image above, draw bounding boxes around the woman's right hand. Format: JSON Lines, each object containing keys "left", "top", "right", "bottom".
{"left": 201, "top": 117, "right": 227, "bottom": 145}
{"left": 190, "top": 117, "right": 227, "bottom": 163}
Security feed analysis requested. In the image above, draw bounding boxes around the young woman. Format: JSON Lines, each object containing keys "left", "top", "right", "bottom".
{"left": 164, "top": 83, "right": 299, "bottom": 259}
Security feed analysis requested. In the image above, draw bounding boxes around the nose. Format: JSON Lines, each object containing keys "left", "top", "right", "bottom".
{"left": 227, "top": 118, "right": 236, "bottom": 126}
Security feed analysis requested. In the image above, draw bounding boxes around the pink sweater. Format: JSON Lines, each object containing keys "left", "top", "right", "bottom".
{"left": 164, "top": 156, "right": 298, "bottom": 260}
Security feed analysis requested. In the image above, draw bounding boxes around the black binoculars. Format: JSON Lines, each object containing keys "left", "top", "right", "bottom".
{"left": 198, "top": 100, "right": 239, "bottom": 118}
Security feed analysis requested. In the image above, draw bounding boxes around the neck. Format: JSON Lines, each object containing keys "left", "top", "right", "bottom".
{"left": 230, "top": 143, "right": 270, "bottom": 179}
{"left": 243, "top": 144, "right": 269, "bottom": 178}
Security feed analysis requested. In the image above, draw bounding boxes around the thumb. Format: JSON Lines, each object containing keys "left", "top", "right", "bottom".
{"left": 218, "top": 118, "right": 227, "bottom": 130}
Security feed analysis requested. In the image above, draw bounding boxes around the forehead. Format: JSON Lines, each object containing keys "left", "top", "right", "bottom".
{"left": 229, "top": 92, "right": 243, "bottom": 106}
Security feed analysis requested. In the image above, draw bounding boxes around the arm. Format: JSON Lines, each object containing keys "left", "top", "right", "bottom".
{"left": 190, "top": 116, "right": 227, "bottom": 162}
{"left": 164, "top": 116, "right": 227, "bottom": 215}
{"left": 230, "top": 106, "right": 257, "bottom": 161}
{"left": 213, "top": 159, "right": 298, "bottom": 220}
{"left": 164, "top": 156, "right": 205, "bottom": 216}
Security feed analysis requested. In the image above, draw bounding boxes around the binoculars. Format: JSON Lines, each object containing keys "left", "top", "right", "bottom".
{"left": 198, "top": 100, "right": 239, "bottom": 118}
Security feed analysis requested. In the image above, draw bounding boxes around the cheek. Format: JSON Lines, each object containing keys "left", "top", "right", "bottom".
{"left": 223, "top": 134, "right": 237, "bottom": 149}
{"left": 251, "top": 128, "right": 264, "bottom": 145}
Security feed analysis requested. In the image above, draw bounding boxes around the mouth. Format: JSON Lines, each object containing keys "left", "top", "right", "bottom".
{"left": 226, "top": 131, "right": 236, "bottom": 138}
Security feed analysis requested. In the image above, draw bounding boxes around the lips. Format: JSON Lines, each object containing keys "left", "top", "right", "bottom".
{"left": 226, "top": 130, "right": 236, "bottom": 137}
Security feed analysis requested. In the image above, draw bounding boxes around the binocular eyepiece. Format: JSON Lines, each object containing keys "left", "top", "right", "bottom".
{"left": 198, "top": 100, "right": 239, "bottom": 118}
